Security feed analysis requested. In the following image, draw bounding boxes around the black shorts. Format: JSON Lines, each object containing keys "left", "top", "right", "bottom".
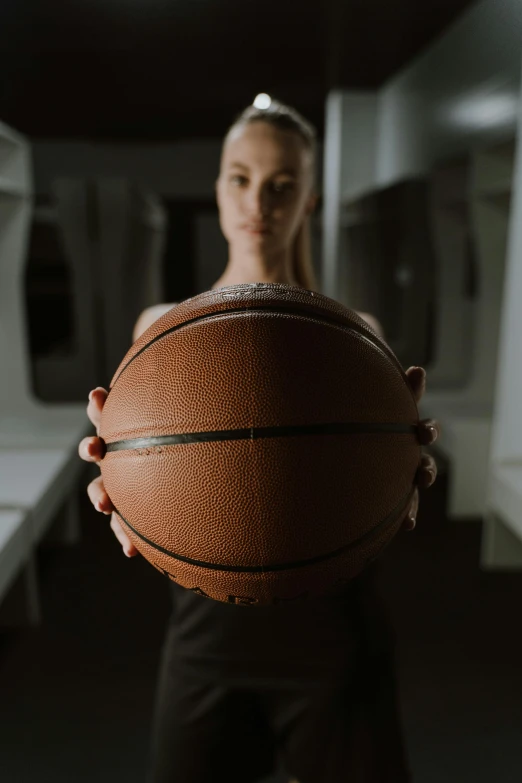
{"left": 147, "top": 651, "right": 411, "bottom": 783}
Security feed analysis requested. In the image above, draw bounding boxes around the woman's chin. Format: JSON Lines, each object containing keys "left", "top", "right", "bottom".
{"left": 245, "top": 230, "right": 271, "bottom": 241}
{"left": 238, "top": 230, "right": 277, "bottom": 248}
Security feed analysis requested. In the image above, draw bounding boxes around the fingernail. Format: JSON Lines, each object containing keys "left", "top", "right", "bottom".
{"left": 95, "top": 500, "right": 104, "bottom": 512}
{"left": 88, "top": 390, "right": 94, "bottom": 402}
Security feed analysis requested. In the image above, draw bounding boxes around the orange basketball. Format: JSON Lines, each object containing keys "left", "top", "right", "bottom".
{"left": 99, "top": 283, "right": 420, "bottom": 606}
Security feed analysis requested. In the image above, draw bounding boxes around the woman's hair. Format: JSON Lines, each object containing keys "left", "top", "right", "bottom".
{"left": 225, "top": 100, "right": 319, "bottom": 292}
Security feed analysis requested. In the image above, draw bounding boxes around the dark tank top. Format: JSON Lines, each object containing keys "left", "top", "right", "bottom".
{"left": 164, "top": 564, "right": 393, "bottom": 687}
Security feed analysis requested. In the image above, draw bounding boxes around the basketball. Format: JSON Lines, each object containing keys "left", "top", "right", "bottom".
{"left": 99, "top": 283, "right": 421, "bottom": 606}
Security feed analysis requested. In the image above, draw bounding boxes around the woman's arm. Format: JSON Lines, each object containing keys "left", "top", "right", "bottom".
{"left": 133, "top": 298, "right": 378, "bottom": 342}
{"left": 132, "top": 303, "right": 178, "bottom": 342}
{"left": 356, "top": 311, "right": 385, "bottom": 340}
{"left": 134, "top": 303, "right": 384, "bottom": 343}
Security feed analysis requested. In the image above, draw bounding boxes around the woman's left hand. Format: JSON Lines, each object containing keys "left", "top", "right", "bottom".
{"left": 402, "top": 366, "right": 440, "bottom": 531}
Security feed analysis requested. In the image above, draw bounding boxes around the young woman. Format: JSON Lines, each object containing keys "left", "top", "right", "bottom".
{"left": 79, "top": 100, "right": 438, "bottom": 783}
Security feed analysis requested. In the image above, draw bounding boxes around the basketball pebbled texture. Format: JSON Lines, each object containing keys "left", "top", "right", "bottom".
{"left": 99, "top": 283, "right": 421, "bottom": 606}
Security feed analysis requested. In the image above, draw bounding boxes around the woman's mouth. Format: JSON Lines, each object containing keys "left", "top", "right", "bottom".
{"left": 243, "top": 224, "right": 271, "bottom": 235}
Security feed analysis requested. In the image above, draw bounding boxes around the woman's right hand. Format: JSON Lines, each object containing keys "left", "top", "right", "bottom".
{"left": 78, "top": 387, "right": 138, "bottom": 558}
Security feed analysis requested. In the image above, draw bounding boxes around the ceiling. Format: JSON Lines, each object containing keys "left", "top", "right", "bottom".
{"left": 0, "top": 0, "right": 476, "bottom": 141}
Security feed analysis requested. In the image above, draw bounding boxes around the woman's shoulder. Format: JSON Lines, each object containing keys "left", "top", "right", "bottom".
{"left": 133, "top": 303, "right": 383, "bottom": 343}
{"left": 133, "top": 303, "right": 177, "bottom": 342}
{"left": 355, "top": 311, "right": 384, "bottom": 340}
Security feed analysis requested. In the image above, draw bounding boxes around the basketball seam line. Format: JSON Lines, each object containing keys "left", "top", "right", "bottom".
{"left": 110, "top": 306, "right": 405, "bottom": 390}
{"left": 112, "top": 487, "right": 415, "bottom": 573}
{"left": 105, "top": 422, "right": 418, "bottom": 452}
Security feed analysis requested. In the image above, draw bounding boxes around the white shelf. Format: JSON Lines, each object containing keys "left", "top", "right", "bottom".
{"left": 0, "top": 177, "right": 29, "bottom": 198}
{"left": 342, "top": 190, "right": 371, "bottom": 207}
{"left": 0, "top": 447, "right": 85, "bottom": 545}
{"left": 472, "top": 139, "right": 516, "bottom": 200}
{"left": 420, "top": 396, "right": 492, "bottom": 519}
{"left": 0, "top": 509, "right": 31, "bottom": 603}
{"left": 0, "top": 406, "right": 90, "bottom": 450}
{"left": 488, "top": 462, "right": 522, "bottom": 542}
{"left": 0, "top": 120, "right": 30, "bottom": 196}
{"left": 475, "top": 178, "right": 513, "bottom": 197}
{"left": 0, "top": 121, "right": 23, "bottom": 148}
{"left": 473, "top": 179, "right": 513, "bottom": 212}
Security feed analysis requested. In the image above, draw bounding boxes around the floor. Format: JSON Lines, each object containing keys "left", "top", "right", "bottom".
{"left": 1, "top": 465, "right": 521, "bottom": 783}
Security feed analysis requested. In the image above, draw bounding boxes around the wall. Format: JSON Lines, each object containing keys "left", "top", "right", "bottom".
{"left": 490, "top": 105, "right": 522, "bottom": 462}
{"left": 375, "top": 0, "right": 522, "bottom": 190}
{"left": 32, "top": 140, "right": 223, "bottom": 199}
{"left": 323, "top": 92, "right": 379, "bottom": 297}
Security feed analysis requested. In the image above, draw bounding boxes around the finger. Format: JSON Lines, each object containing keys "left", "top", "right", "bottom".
{"left": 402, "top": 488, "right": 419, "bottom": 531}
{"left": 78, "top": 436, "right": 106, "bottom": 463}
{"left": 404, "top": 366, "right": 426, "bottom": 404}
{"left": 415, "top": 454, "right": 437, "bottom": 489}
{"left": 87, "top": 475, "right": 114, "bottom": 514}
{"left": 86, "top": 387, "right": 108, "bottom": 434}
{"left": 110, "top": 513, "right": 138, "bottom": 557}
{"left": 417, "top": 418, "right": 440, "bottom": 446}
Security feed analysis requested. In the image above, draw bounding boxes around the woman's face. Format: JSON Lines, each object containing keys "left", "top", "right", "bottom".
{"left": 216, "top": 121, "right": 316, "bottom": 255}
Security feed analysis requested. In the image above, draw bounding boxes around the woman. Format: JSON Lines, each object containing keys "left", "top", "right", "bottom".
{"left": 80, "top": 100, "right": 438, "bottom": 783}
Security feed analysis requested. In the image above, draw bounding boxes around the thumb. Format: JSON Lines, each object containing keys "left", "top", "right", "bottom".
{"left": 87, "top": 387, "right": 108, "bottom": 434}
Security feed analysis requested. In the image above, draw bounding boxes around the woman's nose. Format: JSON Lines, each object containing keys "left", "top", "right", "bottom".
{"left": 245, "top": 186, "right": 270, "bottom": 217}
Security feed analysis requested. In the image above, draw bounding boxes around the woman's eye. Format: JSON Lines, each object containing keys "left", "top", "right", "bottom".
{"left": 271, "top": 181, "right": 294, "bottom": 194}
{"left": 230, "top": 175, "right": 247, "bottom": 186}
